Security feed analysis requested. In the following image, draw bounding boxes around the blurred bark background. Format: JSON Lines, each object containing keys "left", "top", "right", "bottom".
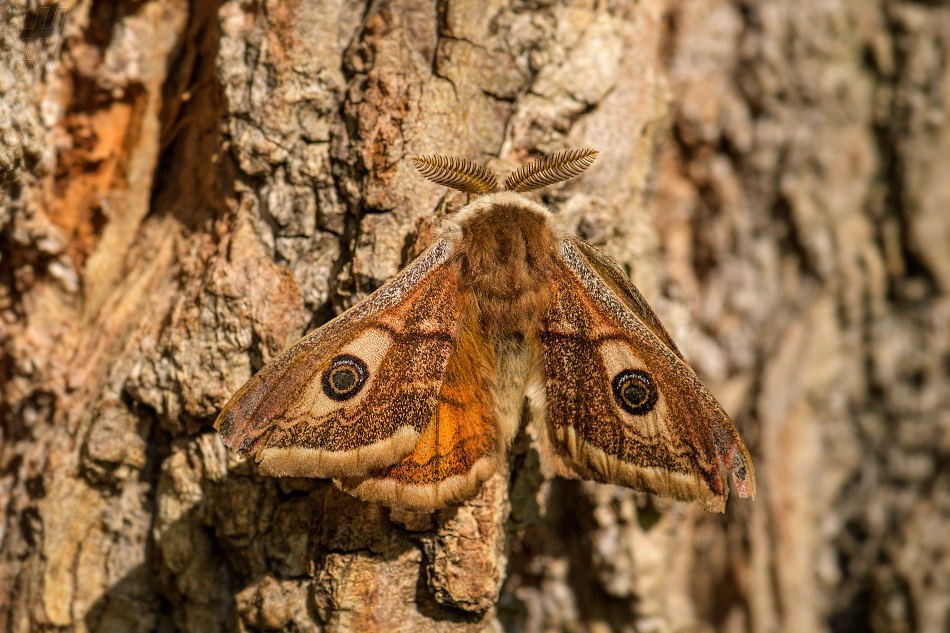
{"left": 1, "top": 0, "right": 949, "bottom": 631}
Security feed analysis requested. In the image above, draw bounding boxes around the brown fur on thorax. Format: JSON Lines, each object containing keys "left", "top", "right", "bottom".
{"left": 444, "top": 192, "right": 559, "bottom": 337}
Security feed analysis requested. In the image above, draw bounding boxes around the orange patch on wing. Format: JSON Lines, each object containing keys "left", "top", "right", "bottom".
{"left": 373, "top": 309, "right": 497, "bottom": 486}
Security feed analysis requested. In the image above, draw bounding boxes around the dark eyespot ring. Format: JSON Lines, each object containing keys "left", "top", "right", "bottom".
{"left": 322, "top": 354, "right": 369, "bottom": 401}
{"left": 611, "top": 369, "right": 658, "bottom": 415}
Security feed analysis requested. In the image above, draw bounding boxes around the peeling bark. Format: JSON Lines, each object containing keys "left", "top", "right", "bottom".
{"left": 2, "top": 0, "right": 949, "bottom": 632}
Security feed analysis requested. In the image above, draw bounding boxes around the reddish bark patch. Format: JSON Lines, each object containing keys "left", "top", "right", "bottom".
{"left": 50, "top": 86, "right": 149, "bottom": 265}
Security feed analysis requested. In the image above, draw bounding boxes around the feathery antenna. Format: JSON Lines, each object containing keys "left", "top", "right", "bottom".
{"left": 411, "top": 155, "right": 499, "bottom": 195}
{"left": 503, "top": 149, "right": 598, "bottom": 193}
{"left": 411, "top": 149, "right": 597, "bottom": 196}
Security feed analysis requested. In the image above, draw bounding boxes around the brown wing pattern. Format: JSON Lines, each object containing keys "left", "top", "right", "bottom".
{"left": 537, "top": 238, "right": 755, "bottom": 512}
{"left": 215, "top": 239, "right": 466, "bottom": 478}
{"left": 339, "top": 300, "right": 501, "bottom": 511}
{"left": 566, "top": 238, "right": 685, "bottom": 360}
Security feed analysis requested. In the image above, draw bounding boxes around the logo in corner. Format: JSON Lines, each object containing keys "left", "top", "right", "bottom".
{"left": 3, "top": 4, "right": 68, "bottom": 70}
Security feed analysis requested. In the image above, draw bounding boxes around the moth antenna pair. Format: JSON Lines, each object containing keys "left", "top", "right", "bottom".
{"left": 412, "top": 149, "right": 599, "bottom": 195}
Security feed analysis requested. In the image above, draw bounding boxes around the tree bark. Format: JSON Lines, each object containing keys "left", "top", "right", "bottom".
{"left": 2, "top": 0, "right": 949, "bottom": 632}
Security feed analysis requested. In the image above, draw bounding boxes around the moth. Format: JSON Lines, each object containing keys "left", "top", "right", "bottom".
{"left": 215, "top": 150, "right": 756, "bottom": 513}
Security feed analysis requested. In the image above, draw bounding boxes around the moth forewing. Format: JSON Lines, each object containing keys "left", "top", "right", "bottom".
{"left": 214, "top": 237, "right": 464, "bottom": 480}
{"left": 533, "top": 238, "right": 755, "bottom": 509}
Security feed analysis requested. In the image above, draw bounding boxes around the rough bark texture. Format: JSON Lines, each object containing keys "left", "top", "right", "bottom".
{"left": 1, "top": 0, "right": 948, "bottom": 632}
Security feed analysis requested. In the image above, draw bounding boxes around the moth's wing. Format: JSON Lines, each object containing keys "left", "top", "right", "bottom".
{"left": 338, "top": 303, "right": 508, "bottom": 512}
{"left": 215, "top": 238, "right": 466, "bottom": 479}
{"left": 533, "top": 236, "right": 755, "bottom": 512}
